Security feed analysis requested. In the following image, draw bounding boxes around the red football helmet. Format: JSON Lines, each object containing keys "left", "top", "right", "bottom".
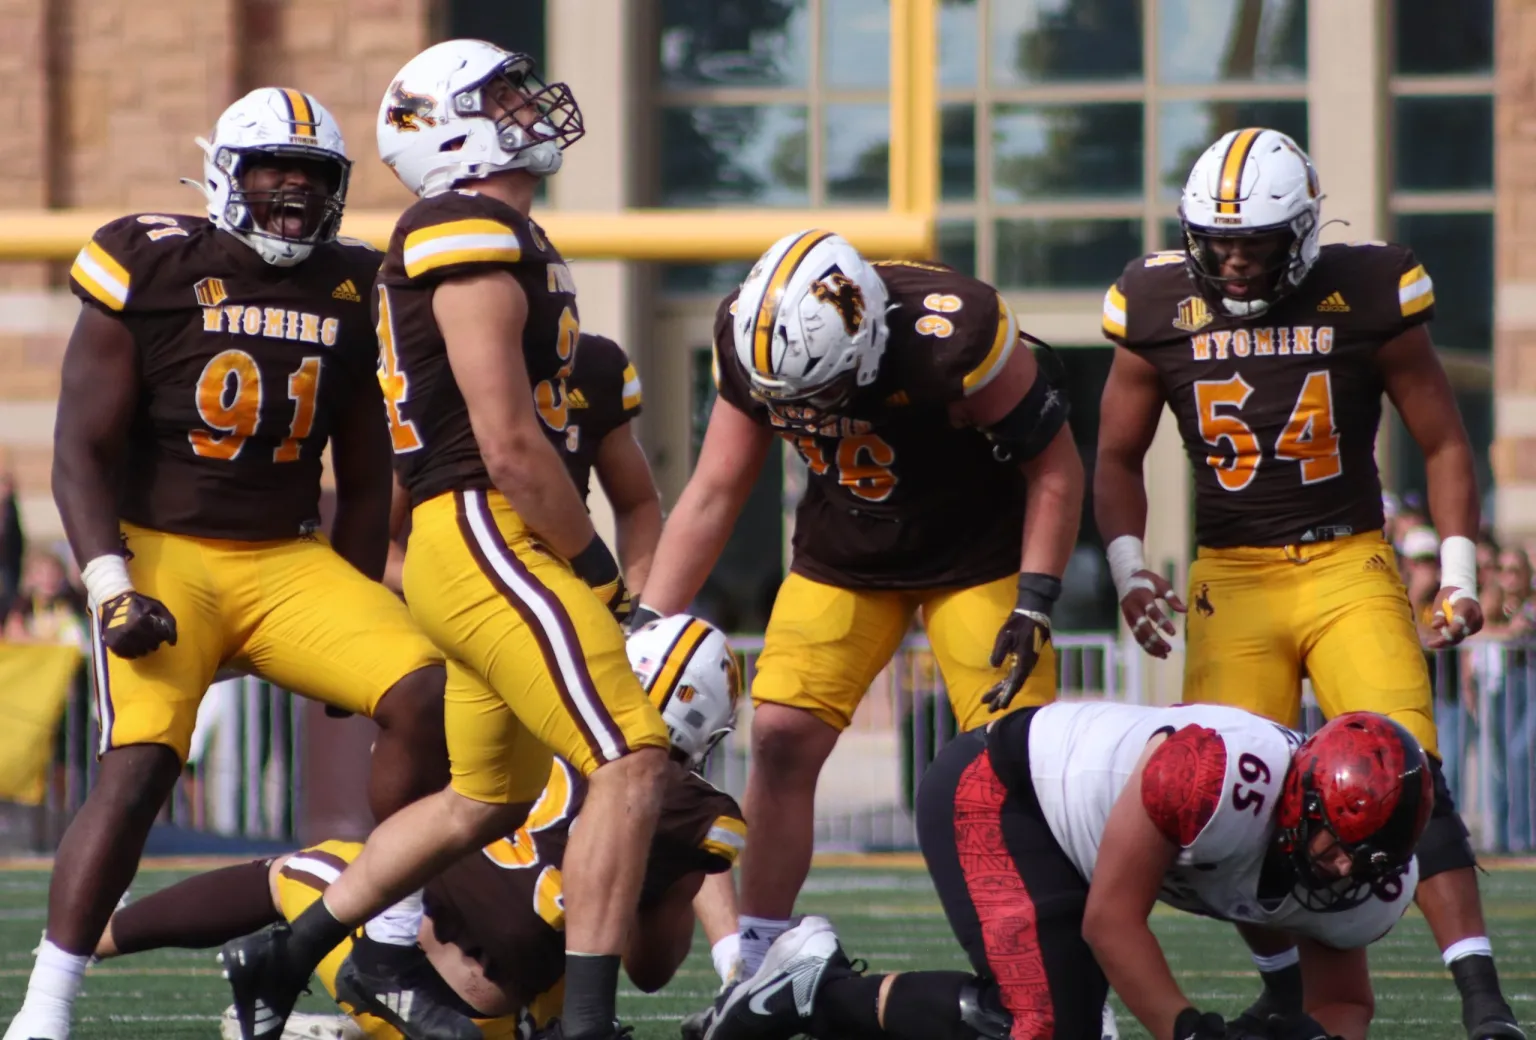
{"left": 1277, "top": 712, "right": 1434, "bottom": 909}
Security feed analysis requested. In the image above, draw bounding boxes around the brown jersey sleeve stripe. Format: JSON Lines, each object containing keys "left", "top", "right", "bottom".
{"left": 454, "top": 490, "right": 630, "bottom": 763}
{"left": 1216, "top": 127, "right": 1262, "bottom": 215}
{"left": 752, "top": 230, "right": 835, "bottom": 377}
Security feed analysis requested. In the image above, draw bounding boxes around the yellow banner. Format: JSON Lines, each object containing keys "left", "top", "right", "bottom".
{"left": 0, "top": 643, "right": 82, "bottom": 805}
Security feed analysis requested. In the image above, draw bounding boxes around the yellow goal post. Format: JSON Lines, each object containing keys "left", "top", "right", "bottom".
{"left": 0, "top": 1, "right": 937, "bottom": 264}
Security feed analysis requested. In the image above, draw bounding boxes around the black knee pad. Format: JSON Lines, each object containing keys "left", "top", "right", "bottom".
{"left": 1419, "top": 753, "right": 1478, "bottom": 880}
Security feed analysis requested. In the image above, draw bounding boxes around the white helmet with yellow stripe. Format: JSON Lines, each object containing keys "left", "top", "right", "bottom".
{"left": 1179, "top": 127, "right": 1322, "bottom": 317}
{"left": 185, "top": 87, "right": 351, "bottom": 268}
{"left": 732, "top": 229, "right": 890, "bottom": 415}
{"left": 626, "top": 614, "right": 742, "bottom": 771}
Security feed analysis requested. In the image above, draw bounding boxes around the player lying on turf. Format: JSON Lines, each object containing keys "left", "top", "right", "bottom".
{"left": 705, "top": 705, "right": 1430, "bottom": 1040}
{"left": 89, "top": 615, "right": 743, "bottom": 1040}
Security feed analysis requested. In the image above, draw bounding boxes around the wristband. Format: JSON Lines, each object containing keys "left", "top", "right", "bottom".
{"left": 568, "top": 534, "right": 619, "bottom": 588}
{"left": 1439, "top": 534, "right": 1478, "bottom": 601}
{"left": 1015, "top": 573, "right": 1062, "bottom": 615}
{"left": 1106, "top": 534, "right": 1148, "bottom": 599}
{"left": 81, "top": 554, "right": 133, "bottom": 611}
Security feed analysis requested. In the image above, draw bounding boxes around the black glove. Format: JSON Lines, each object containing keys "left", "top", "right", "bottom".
{"left": 627, "top": 604, "right": 662, "bottom": 634}
{"left": 569, "top": 535, "right": 634, "bottom": 625}
{"left": 98, "top": 590, "right": 178, "bottom": 659}
{"left": 1174, "top": 1007, "right": 1229, "bottom": 1040}
{"left": 1263, "top": 1013, "right": 1340, "bottom": 1040}
{"left": 983, "top": 573, "right": 1060, "bottom": 713}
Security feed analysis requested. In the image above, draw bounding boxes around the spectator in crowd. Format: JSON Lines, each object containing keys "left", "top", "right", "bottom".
{"left": 1498, "top": 547, "right": 1535, "bottom": 633}
{"left": 1400, "top": 526, "right": 1444, "bottom": 633}
{"left": 1478, "top": 535, "right": 1502, "bottom": 609}
{"left": 3, "top": 549, "right": 89, "bottom": 655}
{"left": 0, "top": 469, "right": 23, "bottom": 614}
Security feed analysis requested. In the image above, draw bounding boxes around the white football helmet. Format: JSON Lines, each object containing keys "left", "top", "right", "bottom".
{"left": 184, "top": 87, "right": 351, "bottom": 267}
{"left": 732, "top": 230, "right": 891, "bottom": 416}
{"left": 1179, "top": 127, "right": 1323, "bottom": 317}
{"left": 377, "top": 39, "right": 584, "bottom": 199}
{"left": 627, "top": 614, "right": 742, "bottom": 771}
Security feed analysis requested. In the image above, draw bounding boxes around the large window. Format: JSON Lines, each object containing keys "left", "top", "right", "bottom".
{"left": 1386, "top": 0, "right": 1495, "bottom": 500}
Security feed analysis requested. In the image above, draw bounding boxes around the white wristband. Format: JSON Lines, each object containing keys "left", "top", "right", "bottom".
{"left": 80, "top": 554, "right": 133, "bottom": 612}
{"left": 1439, "top": 534, "right": 1478, "bottom": 601}
{"left": 1105, "top": 535, "right": 1149, "bottom": 600}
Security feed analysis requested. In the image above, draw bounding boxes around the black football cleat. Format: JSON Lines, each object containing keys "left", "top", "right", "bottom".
{"left": 219, "top": 923, "right": 312, "bottom": 1040}
{"left": 681, "top": 982, "right": 738, "bottom": 1040}
{"left": 333, "top": 949, "right": 481, "bottom": 1040}
{"left": 531, "top": 1018, "right": 634, "bottom": 1040}
{"left": 706, "top": 916, "right": 845, "bottom": 1040}
{"left": 1471, "top": 1018, "right": 1527, "bottom": 1040}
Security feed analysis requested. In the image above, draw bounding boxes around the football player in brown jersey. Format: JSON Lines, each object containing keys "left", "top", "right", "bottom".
{"left": 219, "top": 41, "right": 672, "bottom": 1040}
{"left": 3, "top": 89, "right": 453, "bottom": 1040}
{"left": 632, "top": 229, "right": 1083, "bottom": 985}
{"left": 1095, "top": 128, "right": 1521, "bottom": 1040}
{"left": 95, "top": 615, "right": 744, "bottom": 1040}
{"left": 382, "top": 332, "right": 660, "bottom": 598}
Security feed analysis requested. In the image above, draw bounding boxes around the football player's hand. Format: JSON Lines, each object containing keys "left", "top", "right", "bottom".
{"left": 1173, "top": 1008, "right": 1229, "bottom": 1040}
{"left": 1261, "top": 1012, "right": 1341, "bottom": 1040}
{"left": 983, "top": 573, "right": 1060, "bottom": 714}
{"left": 627, "top": 604, "right": 662, "bottom": 634}
{"left": 568, "top": 534, "right": 635, "bottom": 624}
{"left": 1428, "top": 585, "right": 1483, "bottom": 649}
{"left": 1121, "top": 569, "right": 1186, "bottom": 659}
{"left": 98, "top": 590, "right": 178, "bottom": 659}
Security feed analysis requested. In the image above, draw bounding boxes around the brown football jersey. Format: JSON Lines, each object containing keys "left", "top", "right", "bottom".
{"left": 375, "top": 190, "right": 579, "bottom": 507}
{"left": 67, "top": 214, "right": 382, "bottom": 541}
{"left": 1103, "top": 243, "right": 1435, "bottom": 548}
{"left": 421, "top": 758, "right": 742, "bottom": 997}
{"left": 540, "top": 333, "right": 643, "bottom": 503}
{"left": 714, "top": 261, "right": 1028, "bottom": 590}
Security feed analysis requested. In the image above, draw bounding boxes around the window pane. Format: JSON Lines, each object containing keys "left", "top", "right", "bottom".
{"left": 1395, "top": 0, "right": 1493, "bottom": 75}
{"left": 1160, "top": 218, "right": 1184, "bottom": 251}
{"left": 940, "top": 0, "right": 979, "bottom": 87}
{"left": 442, "top": 0, "right": 545, "bottom": 70}
{"left": 1394, "top": 97, "right": 1494, "bottom": 192}
{"left": 939, "top": 219, "right": 978, "bottom": 276}
{"left": 942, "top": 104, "right": 976, "bottom": 201}
{"left": 1158, "top": 100, "right": 1308, "bottom": 199}
{"left": 992, "top": 104, "right": 1142, "bottom": 202}
{"left": 824, "top": 104, "right": 890, "bottom": 203}
{"left": 823, "top": 0, "right": 890, "bottom": 88}
{"left": 990, "top": 0, "right": 1144, "bottom": 86}
{"left": 995, "top": 219, "right": 1141, "bottom": 288}
{"left": 661, "top": 262, "right": 755, "bottom": 295}
{"left": 1395, "top": 213, "right": 1492, "bottom": 355}
{"left": 659, "top": 0, "right": 810, "bottom": 88}
{"left": 660, "top": 106, "right": 809, "bottom": 206}
{"left": 1159, "top": 0, "right": 1305, "bottom": 84}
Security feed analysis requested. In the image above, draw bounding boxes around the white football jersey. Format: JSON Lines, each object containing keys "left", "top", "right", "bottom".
{"left": 1024, "top": 701, "right": 1417, "bottom": 949}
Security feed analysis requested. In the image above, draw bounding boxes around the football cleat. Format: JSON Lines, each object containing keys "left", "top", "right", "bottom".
{"left": 680, "top": 982, "right": 738, "bottom": 1040}
{"left": 332, "top": 950, "right": 481, "bottom": 1040}
{"left": 219, "top": 1005, "right": 366, "bottom": 1040}
{"left": 218, "top": 923, "right": 312, "bottom": 1040}
{"left": 1471, "top": 1019, "right": 1527, "bottom": 1040}
{"left": 705, "top": 916, "right": 845, "bottom": 1040}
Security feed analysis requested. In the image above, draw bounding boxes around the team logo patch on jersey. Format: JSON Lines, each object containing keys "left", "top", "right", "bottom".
{"left": 194, "top": 277, "right": 228, "bottom": 308}
{"left": 1317, "top": 291, "right": 1350, "bottom": 313}
{"left": 331, "top": 279, "right": 361, "bottom": 303}
{"left": 1173, "top": 295, "right": 1214, "bottom": 333}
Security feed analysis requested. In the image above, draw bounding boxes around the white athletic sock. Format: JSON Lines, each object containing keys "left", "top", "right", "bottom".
{"left": 3, "top": 939, "right": 89, "bottom": 1040}
{"left": 711, "top": 932, "right": 742, "bottom": 986}
{"left": 738, "top": 916, "right": 790, "bottom": 977}
{"left": 363, "top": 890, "right": 424, "bottom": 946}
{"left": 1252, "top": 947, "right": 1300, "bottom": 972}
{"left": 1443, "top": 936, "right": 1494, "bottom": 966}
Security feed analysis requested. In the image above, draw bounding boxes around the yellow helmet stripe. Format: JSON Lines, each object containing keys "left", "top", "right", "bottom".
{"left": 282, "top": 88, "right": 317, "bottom": 138}
{"left": 1216, "top": 127, "right": 1262, "bottom": 215}
{"left": 752, "top": 230, "right": 834, "bottom": 377}
{"left": 647, "top": 619, "right": 714, "bottom": 713}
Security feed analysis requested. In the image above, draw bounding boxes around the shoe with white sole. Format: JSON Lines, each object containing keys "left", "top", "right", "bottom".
{"left": 705, "top": 916, "right": 845, "bottom": 1040}
{"left": 220, "top": 1006, "right": 367, "bottom": 1040}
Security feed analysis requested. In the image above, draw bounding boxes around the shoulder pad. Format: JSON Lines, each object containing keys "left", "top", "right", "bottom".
{"left": 1141, "top": 250, "right": 1186, "bottom": 268}
{"left": 1317, "top": 241, "right": 1434, "bottom": 327}
{"left": 334, "top": 234, "right": 382, "bottom": 254}
{"left": 887, "top": 269, "right": 1016, "bottom": 400}
{"left": 397, "top": 191, "right": 539, "bottom": 282}
{"left": 68, "top": 213, "right": 203, "bottom": 313}
{"left": 1142, "top": 725, "right": 1227, "bottom": 847}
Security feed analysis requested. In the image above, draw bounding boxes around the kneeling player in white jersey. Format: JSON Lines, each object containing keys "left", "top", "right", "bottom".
{"left": 706, "top": 705, "right": 1430, "bottom": 1040}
